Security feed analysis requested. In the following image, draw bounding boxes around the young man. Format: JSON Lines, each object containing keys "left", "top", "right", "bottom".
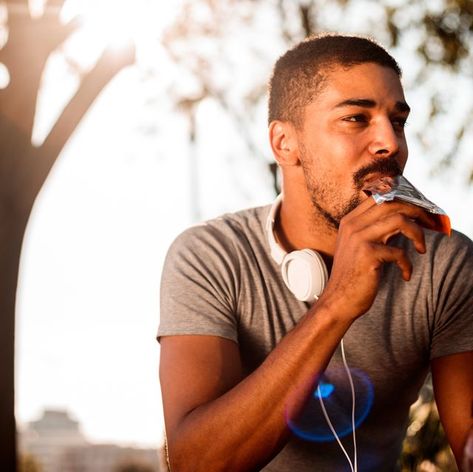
{"left": 158, "top": 34, "right": 473, "bottom": 471}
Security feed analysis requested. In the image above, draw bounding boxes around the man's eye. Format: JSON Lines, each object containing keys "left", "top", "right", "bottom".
{"left": 392, "top": 117, "right": 408, "bottom": 129}
{"left": 344, "top": 115, "right": 367, "bottom": 123}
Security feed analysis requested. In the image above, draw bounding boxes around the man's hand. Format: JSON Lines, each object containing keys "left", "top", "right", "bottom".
{"left": 318, "top": 197, "right": 435, "bottom": 319}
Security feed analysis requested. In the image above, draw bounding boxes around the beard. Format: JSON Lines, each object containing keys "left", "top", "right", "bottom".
{"left": 300, "top": 146, "right": 403, "bottom": 230}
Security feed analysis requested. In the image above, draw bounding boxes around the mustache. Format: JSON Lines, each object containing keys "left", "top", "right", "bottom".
{"left": 353, "top": 156, "right": 403, "bottom": 189}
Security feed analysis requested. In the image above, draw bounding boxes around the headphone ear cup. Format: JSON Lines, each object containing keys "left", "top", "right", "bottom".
{"left": 281, "top": 249, "right": 328, "bottom": 302}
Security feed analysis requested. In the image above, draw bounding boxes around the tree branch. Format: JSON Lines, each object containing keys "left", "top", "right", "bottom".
{"left": 0, "top": 12, "right": 80, "bottom": 139}
{"left": 33, "top": 43, "right": 135, "bottom": 190}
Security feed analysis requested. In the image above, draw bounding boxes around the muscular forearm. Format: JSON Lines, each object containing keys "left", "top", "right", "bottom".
{"left": 165, "top": 301, "right": 353, "bottom": 472}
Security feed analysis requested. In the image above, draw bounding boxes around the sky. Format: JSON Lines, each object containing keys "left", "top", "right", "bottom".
{"left": 13, "top": 0, "right": 473, "bottom": 449}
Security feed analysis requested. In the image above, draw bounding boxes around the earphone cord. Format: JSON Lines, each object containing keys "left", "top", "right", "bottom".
{"left": 341, "top": 338, "right": 357, "bottom": 472}
{"left": 316, "top": 338, "right": 357, "bottom": 472}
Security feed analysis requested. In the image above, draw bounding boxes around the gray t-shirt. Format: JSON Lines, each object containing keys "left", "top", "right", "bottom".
{"left": 158, "top": 203, "right": 473, "bottom": 472}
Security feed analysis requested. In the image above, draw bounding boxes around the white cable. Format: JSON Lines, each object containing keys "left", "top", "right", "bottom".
{"left": 341, "top": 338, "right": 358, "bottom": 472}
{"left": 317, "top": 385, "right": 354, "bottom": 472}
{"left": 317, "top": 338, "right": 358, "bottom": 472}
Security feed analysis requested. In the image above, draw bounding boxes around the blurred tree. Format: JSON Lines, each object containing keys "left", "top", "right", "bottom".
{"left": 0, "top": 1, "right": 135, "bottom": 470}
{"left": 18, "top": 454, "right": 42, "bottom": 472}
{"left": 162, "top": 0, "right": 473, "bottom": 195}
{"left": 400, "top": 378, "right": 457, "bottom": 471}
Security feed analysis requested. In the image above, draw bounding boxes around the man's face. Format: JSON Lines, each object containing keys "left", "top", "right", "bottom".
{"left": 297, "top": 62, "right": 410, "bottom": 229}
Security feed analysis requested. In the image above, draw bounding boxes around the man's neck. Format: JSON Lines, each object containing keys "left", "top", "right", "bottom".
{"left": 276, "top": 195, "right": 338, "bottom": 258}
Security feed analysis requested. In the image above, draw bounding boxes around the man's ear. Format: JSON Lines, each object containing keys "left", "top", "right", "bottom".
{"left": 269, "top": 120, "right": 300, "bottom": 167}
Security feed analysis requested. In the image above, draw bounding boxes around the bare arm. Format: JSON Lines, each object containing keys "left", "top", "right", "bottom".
{"left": 159, "top": 199, "right": 433, "bottom": 472}
{"left": 160, "top": 307, "right": 351, "bottom": 472}
{"left": 431, "top": 351, "right": 473, "bottom": 469}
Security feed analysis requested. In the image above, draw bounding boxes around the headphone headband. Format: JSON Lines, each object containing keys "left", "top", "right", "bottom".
{"left": 266, "top": 194, "right": 328, "bottom": 302}
{"left": 265, "top": 194, "right": 287, "bottom": 265}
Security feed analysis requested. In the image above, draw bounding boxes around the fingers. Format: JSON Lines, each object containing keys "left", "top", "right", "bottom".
{"left": 345, "top": 197, "right": 436, "bottom": 230}
{"left": 327, "top": 198, "right": 429, "bottom": 319}
{"left": 336, "top": 199, "right": 430, "bottom": 285}
{"left": 371, "top": 243, "right": 413, "bottom": 281}
{"left": 385, "top": 201, "right": 436, "bottom": 230}
{"left": 362, "top": 212, "right": 426, "bottom": 254}
{"left": 341, "top": 199, "right": 434, "bottom": 254}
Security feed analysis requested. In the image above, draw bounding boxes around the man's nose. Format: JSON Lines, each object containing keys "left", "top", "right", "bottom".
{"left": 368, "top": 119, "right": 400, "bottom": 157}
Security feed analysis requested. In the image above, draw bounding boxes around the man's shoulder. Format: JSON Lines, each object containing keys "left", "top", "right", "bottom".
{"left": 168, "top": 202, "right": 272, "bottom": 257}
{"left": 425, "top": 228, "right": 473, "bottom": 256}
{"left": 408, "top": 228, "right": 473, "bottom": 280}
{"left": 396, "top": 227, "right": 473, "bottom": 254}
{"left": 207, "top": 203, "right": 271, "bottom": 234}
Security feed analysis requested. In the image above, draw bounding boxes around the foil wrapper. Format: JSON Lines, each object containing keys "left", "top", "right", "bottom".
{"left": 363, "top": 175, "right": 451, "bottom": 236}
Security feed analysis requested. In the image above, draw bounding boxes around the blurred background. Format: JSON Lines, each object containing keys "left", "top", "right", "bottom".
{"left": 1, "top": 0, "right": 472, "bottom": 471}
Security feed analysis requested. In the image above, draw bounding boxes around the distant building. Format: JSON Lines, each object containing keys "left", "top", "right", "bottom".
{"left": 19, "top": 409, "right": 88, "bottom": 472}
{"left": 19, "top": 409, "right": 163, "bottom": 472}
{"left": 60, "top": 444, "right": 160, "bottom": 472}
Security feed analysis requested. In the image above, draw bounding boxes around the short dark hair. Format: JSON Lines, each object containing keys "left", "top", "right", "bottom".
{"left": 268, "top": 33, "right": 402, "bottom": 127}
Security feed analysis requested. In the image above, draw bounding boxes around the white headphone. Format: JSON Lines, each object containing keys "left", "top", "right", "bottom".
{"left": 266, "top": 194, "right": 329, "bottom": 302}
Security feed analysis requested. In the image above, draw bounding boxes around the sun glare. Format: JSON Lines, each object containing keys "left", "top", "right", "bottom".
{"left": 52, "top": 0, "right": 183, "bottom": 69}
{"left": 0, "top": 62, "right": 10, "bottom": 88}
{"left": 65, "top": 0, "right": 177, "bottom": 49}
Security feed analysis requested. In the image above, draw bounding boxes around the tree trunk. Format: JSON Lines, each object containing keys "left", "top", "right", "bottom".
{"left": 0, "top": 2, "right": 135, "bottom": 468}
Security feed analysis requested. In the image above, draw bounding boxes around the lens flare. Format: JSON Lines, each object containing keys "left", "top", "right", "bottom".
{"left": 314, "top": 381, "right": 335, "bottom": 399}
{"left": 286, "top": 366, "right": 374, "bottom": 442}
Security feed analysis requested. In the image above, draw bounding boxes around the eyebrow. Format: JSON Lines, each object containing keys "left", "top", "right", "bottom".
{"left": 334, "top": 98, "right": 411, "bottom": 113}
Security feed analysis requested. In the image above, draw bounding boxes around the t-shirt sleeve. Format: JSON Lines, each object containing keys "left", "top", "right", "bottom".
{"left": 157, "top": 222, "right": 240, "bottom": 343}
{"left": 430, "top": 230, "right": 473, "bottom": 359}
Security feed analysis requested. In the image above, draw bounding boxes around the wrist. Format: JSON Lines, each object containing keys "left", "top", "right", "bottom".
{"left": 309, "top": 295, "right": 356, "bottom": 330}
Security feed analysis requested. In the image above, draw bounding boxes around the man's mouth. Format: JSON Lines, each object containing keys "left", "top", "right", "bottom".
{"left": 353, "top": 156, "right": 404, "bottom": 192}
{"left": 361, "top": 174, "right": 399, "bottom": 197}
